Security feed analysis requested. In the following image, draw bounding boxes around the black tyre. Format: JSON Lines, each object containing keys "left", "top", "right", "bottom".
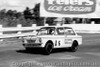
{"left": 70, "top": 41, "right": 78, "bottom": 52}
{"left": 44, "top": 42, "right": 53, "bottom": 55}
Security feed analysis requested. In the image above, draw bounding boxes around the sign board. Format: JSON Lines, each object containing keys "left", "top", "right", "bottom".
{"left": 40, "top": 0, "right": 100, "bottom": 18}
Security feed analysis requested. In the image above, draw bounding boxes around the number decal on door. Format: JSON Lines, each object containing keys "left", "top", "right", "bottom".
{"left": 58, "top": 41, "right": 61, "bottom": 46}
{"left": 55, "top": 40, "right": 61, "bottom": 46}
{"left": 55, "top": 40, "right": 57, "bottom": 46}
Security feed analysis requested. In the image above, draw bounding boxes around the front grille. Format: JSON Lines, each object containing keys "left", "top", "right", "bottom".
{"left": 27, "top": 40, "right": 35, "bottom": 43}
{"left": 26, "top": 44, "right": 40, "bottom": 47}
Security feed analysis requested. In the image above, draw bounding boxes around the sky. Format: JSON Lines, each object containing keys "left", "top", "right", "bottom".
{"left": 0, "top": 0, "right": 40, "bottom": 12}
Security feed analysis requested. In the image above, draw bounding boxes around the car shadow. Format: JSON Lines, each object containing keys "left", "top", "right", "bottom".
{"left": 52, "top": 48, "right": 71, "bottom": 53}
{"left": 16, "top": 48, "right": 44, "bottom": 55}
{"left": 16, "top": 48, "right": 72, "bottom": 55}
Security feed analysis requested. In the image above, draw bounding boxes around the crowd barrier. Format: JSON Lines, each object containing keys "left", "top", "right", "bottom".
{"left": 0, "top": 24, "right": 99, "bottom": 38}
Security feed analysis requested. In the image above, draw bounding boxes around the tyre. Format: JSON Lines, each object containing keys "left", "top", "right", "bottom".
{"left": 70, "top": 41, "right": 78, "bottom": 52}
{"left": 44, "top": 42, "right": 53, "bottom": 55}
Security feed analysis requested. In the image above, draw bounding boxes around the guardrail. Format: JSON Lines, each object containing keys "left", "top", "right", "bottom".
{"left": 0, "top": 23, "right": 99, "bottom": 39}
{"left": 0, "top": 24, "right": 42, "bottom": 38}
{"left": 63, "top": 24, "right": 100, "bottom": 33}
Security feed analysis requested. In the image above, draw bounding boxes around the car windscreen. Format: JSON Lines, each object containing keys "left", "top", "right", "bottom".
{"left": 37, "top": 27, "right": 55, "bottom": 35}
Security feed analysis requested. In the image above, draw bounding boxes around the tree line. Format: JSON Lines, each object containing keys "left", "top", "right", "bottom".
{"left": 0, "top": 3, "right": 42, "bottom": 27}
{"left": 0, "top": 3, "right": 99, "bottom": 27}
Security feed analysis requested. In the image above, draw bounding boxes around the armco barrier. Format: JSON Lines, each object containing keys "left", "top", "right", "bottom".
{"left": 63, "top": 24, "right": 100, "bottom": 33}
{"left": 0, "top": 24, "right": 99, "bottom": 38}
{"left": 0, "top": 24, "right": 41, "bottom": 38}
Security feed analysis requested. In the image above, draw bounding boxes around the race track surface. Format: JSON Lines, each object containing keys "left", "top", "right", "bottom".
{"left": 0, "top": 33, "right": 100, "bottom": 67}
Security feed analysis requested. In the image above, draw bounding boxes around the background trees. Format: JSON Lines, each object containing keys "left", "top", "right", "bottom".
{"left": 0, "top": 3, "right": 99, "bottom": 27}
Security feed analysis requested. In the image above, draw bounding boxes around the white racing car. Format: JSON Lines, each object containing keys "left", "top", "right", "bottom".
{"left": 22, "top": 26, "right": 82, "bottom": 55}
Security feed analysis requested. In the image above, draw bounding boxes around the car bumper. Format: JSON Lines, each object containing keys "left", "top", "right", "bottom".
{"left": 23, "top": 43, "right": 43, "bottom": 48}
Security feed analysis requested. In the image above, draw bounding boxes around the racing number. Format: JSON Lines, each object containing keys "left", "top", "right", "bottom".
{"left": 55, "top": 40, "right": 57, "bottom": 46}
{"left": 58, "top": 41, "right": 60, "bottom": 46}
{"left": 55, "top": 40, "right": 61, "bottom": 46}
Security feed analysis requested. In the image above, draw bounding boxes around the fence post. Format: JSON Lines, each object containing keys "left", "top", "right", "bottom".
{"left": 32, "top": 24, "right": 37, "bottom": 35}
{"left": 32, "top": 24, "right": 36, "bottom": 28}
{"left": 17, "top": 24, "right": 22, "bottom": 34}
{"left": 45, "top": 24, "right": 48, "bottom": 26}
{"left": 72, "top": 21, "right": 76, "bottom": 24}
{"left": 91, "top": 21, "right": 95, "bottom": 24}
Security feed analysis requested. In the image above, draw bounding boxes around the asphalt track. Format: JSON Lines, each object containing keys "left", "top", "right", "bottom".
{"left": 0, "top": 33, "right": 100, "bottom": 67}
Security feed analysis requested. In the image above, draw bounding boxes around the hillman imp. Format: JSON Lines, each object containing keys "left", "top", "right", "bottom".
{"left": 22, "top": 26, "right": 82, "bottom": 55}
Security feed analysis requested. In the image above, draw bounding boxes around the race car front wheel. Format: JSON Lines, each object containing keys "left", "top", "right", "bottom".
{"left": 44, "top": 42, "right": 53, "bottom": 55}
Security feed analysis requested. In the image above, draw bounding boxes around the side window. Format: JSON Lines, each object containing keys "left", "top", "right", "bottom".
{"left": 65, "top": 28, "right": 75, "bottom": 35}
{"left": 56, "top": 27, "right": 64, "bottom": 35}
{"left": 48, "top": 28, "right": 55, "bottom": 35}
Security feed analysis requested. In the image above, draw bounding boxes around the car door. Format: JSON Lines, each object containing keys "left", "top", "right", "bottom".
{"left": 53, "top": 27, "right": 65, "bottom": 48}
{"left": 64, "top": 27, "right": 76, "bottom": 47}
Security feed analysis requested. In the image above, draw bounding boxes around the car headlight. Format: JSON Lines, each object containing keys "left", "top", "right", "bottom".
{"left": 35, "top": 38, "right": 42, "bottom": 43}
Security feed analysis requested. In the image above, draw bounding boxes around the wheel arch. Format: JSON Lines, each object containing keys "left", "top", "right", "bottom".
{"left": 72, "top": 40, "right": 79, "bottom": 47}
{"left": 45, "top": 40, "right": 54, "bottom": 47}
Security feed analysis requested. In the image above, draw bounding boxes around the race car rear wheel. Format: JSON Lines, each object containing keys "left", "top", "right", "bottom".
{"left": 44, "top": 42, "right": 53, "bottom": 55}
{"left": 70, "top": 41, "right": 78, "bottom": 52}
